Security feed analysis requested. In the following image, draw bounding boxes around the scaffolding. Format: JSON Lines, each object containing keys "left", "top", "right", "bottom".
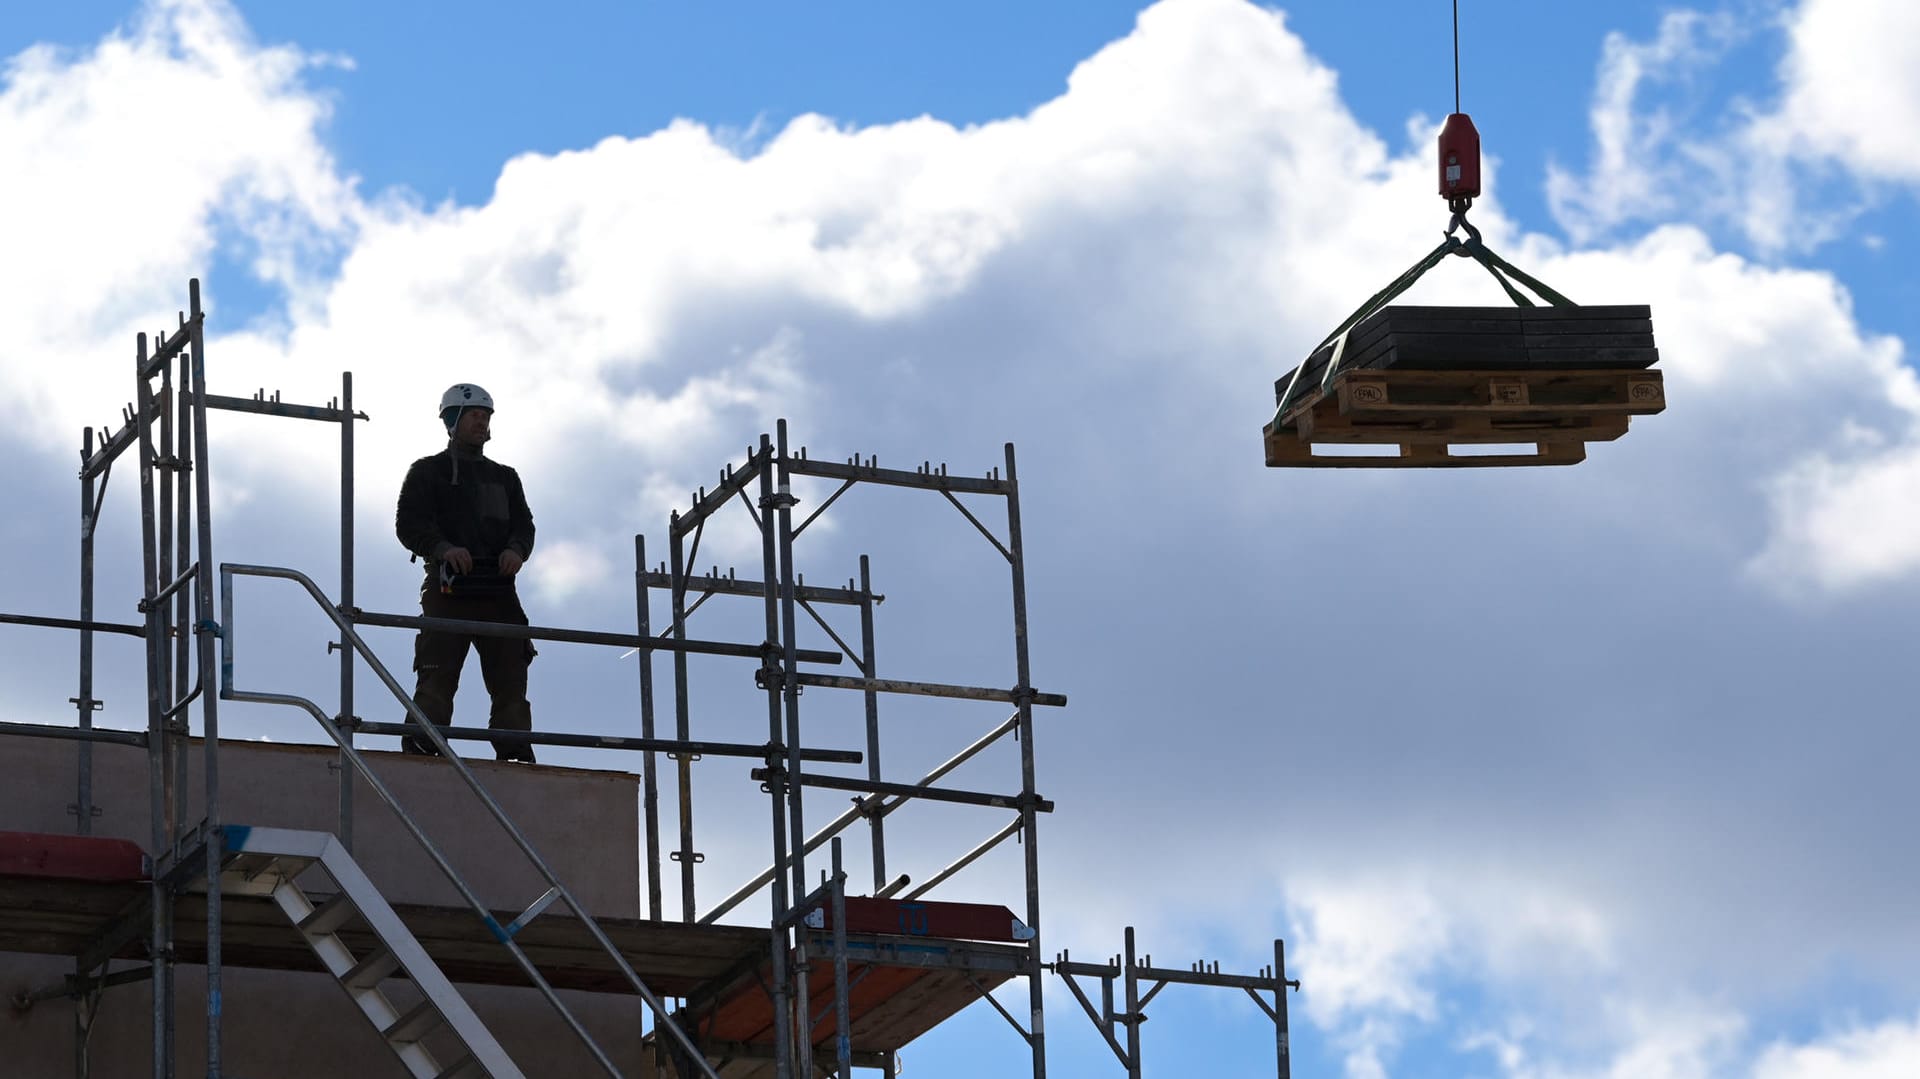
{"left": 0, "top": 279, "right": 1295, "bottom": 1077}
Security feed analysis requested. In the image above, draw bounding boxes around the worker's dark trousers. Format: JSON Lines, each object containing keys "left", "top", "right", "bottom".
{"left": 404, "top": 586, "right": 537, "bottom": 762}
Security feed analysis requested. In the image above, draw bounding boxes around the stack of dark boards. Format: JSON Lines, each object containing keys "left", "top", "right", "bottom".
{"left": 1264, "top": 305, "right": 1666, "bottom": 468}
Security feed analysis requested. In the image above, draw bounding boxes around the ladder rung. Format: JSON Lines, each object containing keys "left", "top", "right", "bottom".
{"left": 298, "top": 892, "right": 358, "bottom": 938}
{"left": 342, "top": 946, "right": 401, "bottom": 990}
{"left": 383, "top": 997, "right": 444, "bottom": 1045}
{"left": 224, "top": 852, "right": 281, "bottom": 879}
{"left": 433, "top": 1053, "right": 484, "bottom": 1079}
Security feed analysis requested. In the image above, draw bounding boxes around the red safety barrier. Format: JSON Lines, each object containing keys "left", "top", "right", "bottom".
{"left": 815, "top": 896, "right": 1030, "bottom": 943}
{"left": 0, "top": 831, "right": 149, "bottom": 882}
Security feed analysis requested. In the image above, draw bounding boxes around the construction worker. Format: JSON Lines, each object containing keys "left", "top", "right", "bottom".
{"left": 394, "top": 383, "right": 539, "bottom": 762}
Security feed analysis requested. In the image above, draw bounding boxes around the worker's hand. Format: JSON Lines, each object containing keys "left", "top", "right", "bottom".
{"left": 499, "top": 549, "right": 524, "bottom": 576}
{"left": 443, "top": 546, "right": 474, "bottom": 574}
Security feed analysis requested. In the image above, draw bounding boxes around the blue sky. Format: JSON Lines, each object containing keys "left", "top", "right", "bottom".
{"left": 21, "top": 0, "right": 1917, "bottom": 349}
{"left": 7, "top": 1, "right": 1920, "bottom": 1077}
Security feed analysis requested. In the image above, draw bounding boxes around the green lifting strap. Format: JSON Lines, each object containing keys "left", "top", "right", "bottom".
{"left": 1272, "top": 214, "right": 1576, "bottom": 428}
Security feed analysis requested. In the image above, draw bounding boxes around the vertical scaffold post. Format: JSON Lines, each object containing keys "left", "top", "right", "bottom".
{"left": 338, "top": 371, "right": 355, "bottom": 850}
{"left": 831, "top": 836, "right": 851, "bottom": 1079}
{"left": 669, "top": 511, "right": 698, "bottom": 921}
{"left": 186, "top": 279, "right": 229, "bottom": 1076}
{"left": 1123, "top": 928, "right": 1142, "bottom": 1079}
{"left": 169, "top": 342, "right": 192, "bottom": 842}
{"left": 75, "top": 426, "right": 96, "bottom": 836}
{"left": 134, "top": 330, "right": 174, "bottom": 1079}
{"left": 858, "top": 556, "right": 886, "bottom": 892}
{"left": 172, "top": 345, "right": 192, "bottom": 837}
{"left": 756, "top": 434, "right": 796, "bottom": 1079}
{"left": 158, "top": 341, "right": 179, "bottom": 838}
{"left": 1005, "top": 442, "right": 1048, "bottom": 1078}
{"left": 636, "top": 533, "right": 664, "bottom": 922}
{"left": 1275, "top": 939, "right": 1292, "bottom": 1079}
{"left": 774, "top": 420, "right": 814, "bottom": 1078}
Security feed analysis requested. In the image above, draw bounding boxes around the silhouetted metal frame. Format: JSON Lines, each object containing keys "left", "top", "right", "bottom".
{"left": 1051, "top": 927, "right": 1299, "bottom": 1079}
{"left": 768, "top": 425, "right": 1060, "bottom": 1079}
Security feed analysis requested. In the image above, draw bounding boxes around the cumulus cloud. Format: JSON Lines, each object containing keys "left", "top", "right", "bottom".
{"left": 1546, "top": 10, "right": 1747, "bottom": 246}
{"left": 1772, "top": 0, "right": 1920, "bottom": 184}
{"left": 1550, "top": 0, "right": 1920, "bottom": 255}
{"left": 1754, "top": 1012, "right": 1920, "bottom": 1079}
{"left": 0, "top": 0, "right": 356, "bottom": 447}
{"left": 12, "top": 2, "right": 1920, "bottom": 1078}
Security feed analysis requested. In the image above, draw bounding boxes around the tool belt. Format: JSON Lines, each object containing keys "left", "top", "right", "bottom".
{"left": 436, "top": 555, "right": 518, "bottom": 597}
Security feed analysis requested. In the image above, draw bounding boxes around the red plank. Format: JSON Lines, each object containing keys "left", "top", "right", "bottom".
{"left": 0, "top": 831, "right": 149, "bottom": 882}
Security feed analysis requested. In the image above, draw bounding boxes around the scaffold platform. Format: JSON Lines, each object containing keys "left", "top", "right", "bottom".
{"left": 4, "top": 831, "right": 1021, "bottom": 1067}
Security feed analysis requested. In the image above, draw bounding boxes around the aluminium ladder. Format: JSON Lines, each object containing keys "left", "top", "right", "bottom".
{"left": 218, "top": 825, "right": 524, "bottom": 1079}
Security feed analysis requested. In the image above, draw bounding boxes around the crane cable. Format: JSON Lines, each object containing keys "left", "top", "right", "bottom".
{"left": 1453, "top": 0, "right": 1462, "bottom": 115}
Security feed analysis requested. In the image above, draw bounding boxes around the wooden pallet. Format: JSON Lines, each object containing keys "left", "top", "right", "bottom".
{"left": 1265, "top": 303, "right": 1665, "bottom": 469}
{"left": 1263, "top": 367, "right": 1665, "bottom": 468}
{"left": 1275, "top": 304, "right": 1660, "bottom": 418}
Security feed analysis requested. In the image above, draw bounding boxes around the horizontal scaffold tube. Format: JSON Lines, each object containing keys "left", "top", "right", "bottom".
{"left": 0, "top": 721, "right": 147, "bottom": 747}
{"left": 752, "top": 768, "right": 1053, "bottom": 813}
{"left": 345, "top": 606, "right": 843, "bottom": 665}
{"left": 794, "top": 671, "right": 1065, "bottom": 707}
{"left": 0, "top": 612, "right": 145, "bottom": 637}
{"left": 349, "top": 721, "right": 860, "bottom": 764}
{"left": 783, "top": 456, "right": 1014, "bottom": 496}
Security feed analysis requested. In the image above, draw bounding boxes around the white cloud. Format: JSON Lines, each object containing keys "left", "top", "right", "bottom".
{"left": 0, "top": 0, "right": 356, "bottom": 447}
{"left": 1465, "top": 1000, "right": 1746, "bottom": 1079}
{"left": 1285, "top": 870, "right": 1618, "bottom": 1079}
{"left": 1754, "top": 1013, "right": 1920, "bottom": 1079}
{"left": 525, "top": 539, "right": 610, "bottom": 604}
{"left": 1773, "top": 0, "right": 1920, "bottom": 183}
{"left": 11, "top": 3, "right": 1920, "bottom": 1078}
{"left": 1547, "top": 10, "right": 1745, "bottom": 246}
{"left": 1550, "top": 1, "right": 1920, "bottom": 255}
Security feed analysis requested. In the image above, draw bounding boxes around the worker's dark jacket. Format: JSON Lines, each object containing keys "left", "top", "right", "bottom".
{"left": 395, "top": 442, "right": 535, "bottom": 588}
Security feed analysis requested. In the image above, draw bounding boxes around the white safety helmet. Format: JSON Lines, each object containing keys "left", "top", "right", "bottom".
{"left": 438, "top": 383, "right": 494, "bottom": 415}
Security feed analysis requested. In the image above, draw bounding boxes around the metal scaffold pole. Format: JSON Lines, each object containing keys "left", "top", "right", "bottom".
{"left": 134, "top": 330, "right": 174, "bottom": 1079}
{"left": 670, "top": 511, "right": 699, "bottom": 922}
{"left": 774, "top": 420, "right": 815, "bottom": 1078}
{"left": 75, "top": 427, "right": 98, "bottom": 835}
{"left": 636, "top": 534, "right": 665, "bottom": 922}
{"left": 1005, "top": 443, "right": 1048, "bottom": 1078}
{"left": 755, "top": 435, "right": 797, "bottom": 1079}
{"left": 186, "top": 280, "right": 230, "bottom": 1077}
{"left": 857, "top": 556, "right": 885, "bottom": 892}
{"left": 168, "top": 341, "right": 189, "bottom": 857}
{"left": 338, "top": 371, "right": 356, "bottom": 851}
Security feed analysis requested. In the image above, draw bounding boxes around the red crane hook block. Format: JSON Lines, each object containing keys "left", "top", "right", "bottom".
{"left": 1438, "top": 112, "right": 1481, "bottom": 210}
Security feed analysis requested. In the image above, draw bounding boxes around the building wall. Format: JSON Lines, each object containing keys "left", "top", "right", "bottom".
{"left": 0, "top": 736, "right": 656, "bottom": 1077}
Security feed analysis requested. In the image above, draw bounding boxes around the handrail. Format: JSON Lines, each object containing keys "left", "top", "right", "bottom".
{"left": 220, "top": 562, "right": 718, "bottom": 1078}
